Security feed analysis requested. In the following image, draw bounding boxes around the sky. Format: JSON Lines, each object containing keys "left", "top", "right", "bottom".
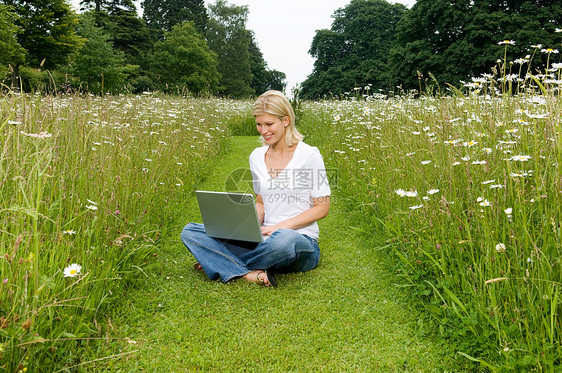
{"left": 71, "top": 0, "right": 417, "bottom": 93}
{"left": 211, "top": 0, "right": 417, "bottom": 93}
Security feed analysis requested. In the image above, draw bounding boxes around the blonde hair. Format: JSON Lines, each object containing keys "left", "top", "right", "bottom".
{"left": 252, "top": 90, "right": 303, "bottom": 146}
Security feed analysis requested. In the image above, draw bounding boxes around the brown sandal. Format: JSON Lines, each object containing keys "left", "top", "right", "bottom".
{"left": 193, "top": 262, "right": 204, "bottom": 272}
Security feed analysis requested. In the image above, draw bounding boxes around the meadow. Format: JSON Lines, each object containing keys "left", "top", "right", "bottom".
{"left": 1, "top": 54, "right": 561, "bottom": 371}
{"left": 0, "top": 93, "right": 248, "bottom": 371}
{"left": 299, "top": 74, "right": 561, "bottom": 368}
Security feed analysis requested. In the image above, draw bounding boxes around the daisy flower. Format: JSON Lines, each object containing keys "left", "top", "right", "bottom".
{"left": 480, "top": 199, "right": 491, "bottom": 207}
{"left": 495, "top": 243, "right": 506, "bottom": 253}
{"left": 405, "top": 190, "right": 418, "bottom": 198}
{"left": 427, "top": 189, "right": 439, "bottom": 195}
{"left": 409, "top": 204, "right": 424, "bottom": 210}
{"left": 511, "top": 155, "right": 531, "bottom": 162}
{"left": 64, "top": 263, "right": 82, "bottom": 277}
{"left": 498, "top": 40, "right": 515, "bottom": 45}
{"left": 395, "top": 189, "right": 406, "bottom": 197}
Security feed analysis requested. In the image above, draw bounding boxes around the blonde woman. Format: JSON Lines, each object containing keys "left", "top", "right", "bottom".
{"left": 181, "top": 90, "right": 330, "bottom": 287}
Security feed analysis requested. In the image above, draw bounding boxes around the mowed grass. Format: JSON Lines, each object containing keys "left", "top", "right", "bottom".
{"left": 111, "top": 136, "right": 444, "bottom": 372}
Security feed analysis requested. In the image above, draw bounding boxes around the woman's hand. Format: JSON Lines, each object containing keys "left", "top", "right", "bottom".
{"left": 261, "top": 223, "right": 285, "bottom": 236}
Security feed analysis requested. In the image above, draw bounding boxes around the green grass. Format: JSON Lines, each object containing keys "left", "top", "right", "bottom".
{"left": 109, "top": 136, "right": 444, "bottom": 372}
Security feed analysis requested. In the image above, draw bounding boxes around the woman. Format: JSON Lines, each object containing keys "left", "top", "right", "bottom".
{"left": 181, "top": 90, "right": 330, "bottom": 287}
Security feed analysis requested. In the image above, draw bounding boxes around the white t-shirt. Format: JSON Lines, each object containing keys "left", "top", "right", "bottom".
{"left": 249, "top": 141, "right": 331, "bottom": 240}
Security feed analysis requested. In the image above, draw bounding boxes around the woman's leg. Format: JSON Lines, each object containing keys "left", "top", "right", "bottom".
{"left": 239, "top": 229, "right": 320, "bottom": 274}
{"left": 180, "top": 223, "right": 252, "bottom": 282}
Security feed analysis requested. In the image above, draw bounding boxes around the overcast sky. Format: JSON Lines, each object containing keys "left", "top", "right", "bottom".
{"left": 71, "top": 0, "right": 417, "bottom": 93}
{"left": 211, "top": 0, "right": 417, "bottom": 93}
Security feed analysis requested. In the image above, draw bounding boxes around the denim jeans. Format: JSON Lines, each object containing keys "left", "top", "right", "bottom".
{"left": 180, "top": 223, "right": 320, "bottom": 283}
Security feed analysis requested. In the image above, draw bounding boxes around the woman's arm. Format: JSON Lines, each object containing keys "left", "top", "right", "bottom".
{"left": 255, "top": 194, "right": 265, "bottom": 225}
{"left": 261, "top": 196, "right": 330, "bottom": 236}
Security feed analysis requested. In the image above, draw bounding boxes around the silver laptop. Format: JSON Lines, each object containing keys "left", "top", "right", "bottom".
{"left": 195, "top": 190, "right": 266, "bottom": 243}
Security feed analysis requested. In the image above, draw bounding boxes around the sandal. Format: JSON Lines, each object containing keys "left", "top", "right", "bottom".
{"left": 257, "top": 270, "right": 278, "bottom": 288}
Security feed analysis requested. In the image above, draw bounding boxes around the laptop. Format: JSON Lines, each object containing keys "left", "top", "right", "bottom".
{"left": 195, "top": 190, "right": 266, "bottom": 243}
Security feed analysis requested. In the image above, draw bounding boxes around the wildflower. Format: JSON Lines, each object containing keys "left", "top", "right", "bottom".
{"left": 556, "top": 28, "right": 562, "bottom": 33}
{"left": 409, "top": 204, "right": 424, "bottom": 210}
{"left": 62, "top": 230, "right": 77, "bottom": 235}
{"left": 63, "top": 263, "right": 82, "bottom": 277}
{"left": 395, "top": 189, "right": 406, "bottom": 197}
{"left": 483, "top": 148, "right": 492, "bottom": 154}
{"left": 495, "top": 243, "right": 506, "bottom": 253}
{"left": 541, "top": 48, "right": 559, "bottom": 54}
{"left": 86, "top": 204, "right": 98, "bottom": 211}
{"left": 421, "top": 160, "right": 432, "bottom": 165}
{"left": 482, "top": 179, "right": 495, "bottom": 185}
{"left": 511, "top": 155, "right": 531, "bottom": 162}
{"left": 479, "top": 199, "right": 491, "bottom": 207}
{"left": 527, "top": 257, "right": 533, "bottom": 263}
{"left": 427, "top": 189, "right": 439, "bottom": 195}
{"left": 452, "top": 161, "right": 461, "bottom": 166}
{"left": 504, "top": 208, "right": 513, "bottom": 215}
{"left": 551, "top": 63, "right": 562, "bottom": 70}
{"left": 490, "top": 184, "right": 504, "bottom": 189}
{"left": 19, "top": 131, "right": 53, "bottom": 139}
{"left": 464, "top": 140, "right": 477, "bottom": 147}
{"left": 405, "top": 190, "right": 418, "bottom": 198}
{"left": 498, "top": 40, "right": 515, "bottom": 45}
{"left": 472, "top": 160, "right": 487, "bottom": 165}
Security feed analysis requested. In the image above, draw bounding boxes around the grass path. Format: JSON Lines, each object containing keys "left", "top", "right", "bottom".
{"left": 112, "top": 136, "right": 443, "bottom": 372}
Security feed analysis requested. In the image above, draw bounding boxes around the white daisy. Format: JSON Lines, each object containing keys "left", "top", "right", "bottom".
{"left": 63, "top": 263, "right": 82, "bottom": 277}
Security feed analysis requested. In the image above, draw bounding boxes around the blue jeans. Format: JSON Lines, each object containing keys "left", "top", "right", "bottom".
{"left": 180, "top": 223, "right": 320, "bottom": 283}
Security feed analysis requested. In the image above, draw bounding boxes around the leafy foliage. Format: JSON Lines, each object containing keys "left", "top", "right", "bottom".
{"left": 66, "top": 11, "right": 130, "bottom": 94}
{"left": 150, "top": 21, "right": 220, "bottom": 95}
{"left": 206, "top": 0, "right": 254, "bottom": 98}
{"left": 1, "top": 0, "right": 82, "bottom": 69}
{"left": 301, "top": 0, "right": 407, "bottom": 99}
{"left": 390, "top": 0, "right": 562, "bottom": 90}
{"left": 142, "top": 0, "right": 207, "bottom": 34}
{"left": 0, "top": 5, "right": 26, "bottom": 68}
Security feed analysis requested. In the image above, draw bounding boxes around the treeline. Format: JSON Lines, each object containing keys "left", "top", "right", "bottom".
{"left": 300, "top": 0, "right": 562, "bottom": 99}
{"left": 0, "top": 0, "right": 286, "bottom": 97}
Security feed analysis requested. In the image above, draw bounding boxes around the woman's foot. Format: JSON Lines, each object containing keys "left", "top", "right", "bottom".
{"left": 243, "top": 270, "right": 276, "bottom": 287}
{"left": 193, "top": 262, "right": 204, "bottom": 272}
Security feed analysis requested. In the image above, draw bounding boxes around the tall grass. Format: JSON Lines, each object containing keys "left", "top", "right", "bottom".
{"left": 0, "top": 92, "right": 248, "bottom": 371}
{"left": 300, "top": 57, "right": 561, "bottom": 369}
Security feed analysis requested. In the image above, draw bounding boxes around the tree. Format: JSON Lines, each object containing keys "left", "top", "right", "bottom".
{"left": 67, "top": 11, "right": 129, "bottom": 93}
{"left": 150, "top": 21, "right": 220, "bottom": 95}
{"left": 301, "top": 0, "right": 407, "bottom": 99}
{"left": 79, "top": 0, "right": 152, "bottom": 66}
{"left": 248, "top": 34, "right": 286, "bottom": 94}
{"left": 390, "top": 0, "right": 562, "bottom": 90}
{"left": 0, "top": 5, "right": 26, "bottom": 69}
{"left": 142, "top": 0, "right": 207, "bottom": 34}
{"left": 2, "top": 0, "right": 83, "bottom": 86}
{"left": 206, "top": 0, "right": 253, "bottom": 98}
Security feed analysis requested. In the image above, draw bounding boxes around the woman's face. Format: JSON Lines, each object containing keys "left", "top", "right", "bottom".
{"left": 255, "top": 113, "right": 288, "bottom": 146}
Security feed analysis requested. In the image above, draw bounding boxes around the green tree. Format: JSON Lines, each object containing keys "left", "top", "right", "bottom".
{"left": 0, "top": 5, "right": 26, "bottom": 69}
{"left": 67, "top": 11, "right": 130, "bottom": 93}
{"left": 248, "top": 34, "right": 286, "bottom": 94}
{"left": 301, "top": 0, "right": 406, "bottom": 99}
{"left": 206, "top": 0, "right": 253, "bottom": 98}
{"left": 390, "top": 0, "right": 562, "bottom": 90}
{"left": 1, "top": 0, "right": 82, "bottom": 86}
{"left": 79, "top": 0, "right": 152, "bottom": 66}
{"left": 142, "top": 0, "right": 207, "bottom": 34}
{"left": 150, "top": 21, "right": 220, "bottom": 95}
